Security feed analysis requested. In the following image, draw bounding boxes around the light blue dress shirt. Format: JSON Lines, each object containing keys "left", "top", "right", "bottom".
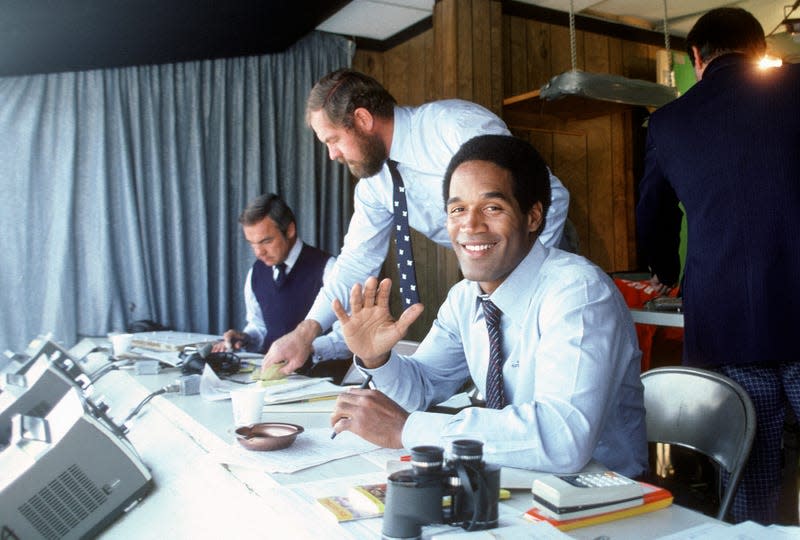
{"left": 362, "top": 242, "right": 647, "bottom": 477}
{"left": 306, "top": 100, "right": 570, "bottom": 331}
{"left": 242, "top": 238, "right": 349, "bottom": 360}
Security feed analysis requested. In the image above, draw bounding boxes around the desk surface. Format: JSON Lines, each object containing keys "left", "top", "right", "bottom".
{"left": 97, "top": 367, "right": 718, "bottom": 539}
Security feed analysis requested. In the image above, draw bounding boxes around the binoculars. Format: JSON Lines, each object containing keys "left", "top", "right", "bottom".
{"left": 382, "top": 439, "right": 500, "bottom": 539}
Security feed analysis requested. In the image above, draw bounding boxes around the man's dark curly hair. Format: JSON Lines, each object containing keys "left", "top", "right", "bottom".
{"left": 443, "top": 135, "right": 551, "bottom": 234}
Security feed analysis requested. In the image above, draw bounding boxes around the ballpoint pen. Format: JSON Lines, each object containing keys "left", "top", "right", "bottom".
{"left": 330, "top": 373, "right": 373, "bottom": 440}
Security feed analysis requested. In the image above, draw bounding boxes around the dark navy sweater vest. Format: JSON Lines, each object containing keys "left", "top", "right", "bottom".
{"left": 251, "top": 243, "right": 330, "bottom": 353}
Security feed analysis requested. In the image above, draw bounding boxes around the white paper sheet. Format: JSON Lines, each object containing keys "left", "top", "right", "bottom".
{"left": 213, "top": 428, "right": 379, "bottom": 473}
{"left": 199, "top": 365, "right": 346, "bottom": 404}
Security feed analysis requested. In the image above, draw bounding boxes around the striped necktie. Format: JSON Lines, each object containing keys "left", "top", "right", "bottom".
{"left": 481, "top": 297, "right": 506, "bottom": 409}
{"left": 387, "top": 159, "right": 420, "bottom": 307}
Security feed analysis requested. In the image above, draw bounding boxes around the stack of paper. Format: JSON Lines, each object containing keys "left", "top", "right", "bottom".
{"left": 199, "top": 366, "right": 345, "bottom": 404}
{"left": 262, "top": 377, "right": 345, "bottom": 404}
{"left": 130, "top": 331, "right": 221, "bottom": 352}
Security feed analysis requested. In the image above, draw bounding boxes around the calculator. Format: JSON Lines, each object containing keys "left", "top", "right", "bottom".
{"left": 531, "top": 471, "right": 644, "bottom": 517}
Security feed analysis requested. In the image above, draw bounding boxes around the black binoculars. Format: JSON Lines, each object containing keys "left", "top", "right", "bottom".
{"left": 381, "top": 439, "right": 500, "bottom": 539}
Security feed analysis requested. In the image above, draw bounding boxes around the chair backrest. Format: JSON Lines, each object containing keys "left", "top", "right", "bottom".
{"left": 640, "top": 366, "right": 756, "bottom": 521}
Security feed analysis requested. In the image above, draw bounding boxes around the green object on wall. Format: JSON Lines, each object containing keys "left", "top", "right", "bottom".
{"left": 672, "top": 51, "right": 697, "bottom": 97}
{"left": 673, "top": 51, "right": 695, "bottom": 282}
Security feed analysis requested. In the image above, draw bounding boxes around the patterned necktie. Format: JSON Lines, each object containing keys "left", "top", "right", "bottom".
{"left": 387, "top": 159, "right": 420, "bottom": 307}
{"left": 274, "top": 262, "right": 287, "bottom": 287}
{"left": 482, "top": 297, "right": 506, "bottom": 409}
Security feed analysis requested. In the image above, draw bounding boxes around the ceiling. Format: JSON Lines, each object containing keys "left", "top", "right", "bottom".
{"left": 1, "top": 0, "right": 798, "bottom": 77}
{"left": 321, "top": 0, "right": 800, "bottom": 62}
{"left": 319, "top": 1, "right": 798, "bottom": 48}
{"left": 0, "top": 0, "right": 349, "bottom": 77}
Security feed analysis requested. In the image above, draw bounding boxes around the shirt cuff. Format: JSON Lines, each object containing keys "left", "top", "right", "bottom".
{"left": 311, "top": 334, "right": 351, "bottom": 361}
{"left": 401, "top": 411, "right": 454, "bottom": 450}
{"left": 354, "top": 350, "right": 401, "bottom": 380}
{"left": 243, "top": 330, "right": 263, "bottom": 352}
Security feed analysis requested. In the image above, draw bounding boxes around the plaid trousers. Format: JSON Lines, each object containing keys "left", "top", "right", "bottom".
{"left": 717, "top": 362, "right": 800, "bottom": 524}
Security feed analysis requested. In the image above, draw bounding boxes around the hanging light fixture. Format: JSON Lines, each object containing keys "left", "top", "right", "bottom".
{"left": 537, "top": 0, "right": 678, "bottom": 112}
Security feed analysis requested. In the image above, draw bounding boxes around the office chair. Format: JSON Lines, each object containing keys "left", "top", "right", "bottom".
{"left": 641, "top": 366, "right": 756, "bottom": 521}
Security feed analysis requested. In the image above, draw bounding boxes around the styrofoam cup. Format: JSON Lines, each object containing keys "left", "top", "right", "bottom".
{"left": 110, "top": 333, "right": 134, "bottom": 357}
{"left": 231, "top": 387, "right": 266, "bottom": 426}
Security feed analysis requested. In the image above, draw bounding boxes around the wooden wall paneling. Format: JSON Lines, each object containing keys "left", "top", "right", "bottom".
{"left": 510, "top": 130, "right": 550, "bottom": 168}
{"left": 421, "top": 30, "right": 437, "bottom": 103}
{"left": 472, "top": 0, "right": 492, "bottom": 108}
{"left": 579, "top": 115, "right": 614, "bottom": 269}
{"left": 527, "top": 20, "right": 552, "bottom": 90}
{"left": 624, "top": 110, "right": 641, "bottom": 268}
{"left": 621, "top": 41, "right": 657, "bottom": 81}
{"left": 505, "top": 15, "right": 529, "bottom": 97}
{"left": 584, "top": 31, "right": 609, "bottom": 72}
{"left": 489, "top": 0, "right": 504, "bottom": 115}
{"left": 407, "top": 34, "right": 431, "bottom": 105}
{"left": 552, "top": 131, "right": 589, "bottom": 253}
{"left": 384, "top": 44, "right": 410, "bottom": 101}
{"left": 504, "top": 15, "right": 552, "bottom": 98}
{"left": 456, "top": 0, "right": 475, "bottom": 101}
{"left": 608, "top": 37, "right": 635, "bottom": 271}
{"left": 435, "top": 0, "right": 459, "bottom": 98}
{"left": 549, "top": 23, "right": 583, "bottom": 73}
{"left": 579, "top": 32, "right": 613, "bottom": 269}
{"left": 611, "top": 111, "right": 633, "bottom": 270}
{"left": 526, "top": 130, "right": 555, "bottom": 170}
{"left": 353, "top": 50, "right": 384, "bottom": 82}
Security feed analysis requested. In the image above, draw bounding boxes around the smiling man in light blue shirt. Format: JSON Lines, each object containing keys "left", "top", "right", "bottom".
{"left": 331, "top": 135, "right": 647, "bottom": 477}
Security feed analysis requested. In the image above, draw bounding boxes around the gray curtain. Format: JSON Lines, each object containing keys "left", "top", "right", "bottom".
{"left": 0, "top": 31, "right": 354, "bottom": 352}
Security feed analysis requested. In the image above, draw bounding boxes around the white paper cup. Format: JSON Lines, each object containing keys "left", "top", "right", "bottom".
{"left": 231, "top": 387, "right": 266, "bottom": 426}
{"left": 110, "top": 333, "right": 134, "bottom": 357}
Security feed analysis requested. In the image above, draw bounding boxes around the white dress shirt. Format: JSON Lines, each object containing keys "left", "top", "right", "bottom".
{"left": 306, "top": 100, "right": 571, "bottom": 331}
{"left": 241, "top": 238, "right": 349, "bottom": 359}
{"left": 361, "top": 242, "right": 647, "bottom": 477}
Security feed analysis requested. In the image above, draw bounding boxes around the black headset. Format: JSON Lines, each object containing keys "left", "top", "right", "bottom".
{"left": 179, "top": 345, "right": 241, "bottom": 376}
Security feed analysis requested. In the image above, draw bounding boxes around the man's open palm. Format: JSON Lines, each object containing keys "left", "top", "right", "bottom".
{"left": 332, "top": 277, "right": 423, "bottom": 367}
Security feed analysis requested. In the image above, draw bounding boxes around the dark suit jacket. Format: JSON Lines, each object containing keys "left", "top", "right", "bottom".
{"left": 637, "top": 53, "right": 800, "bottom": 367}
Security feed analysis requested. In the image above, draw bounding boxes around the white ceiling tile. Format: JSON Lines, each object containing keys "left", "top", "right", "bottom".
{"left": 316, "top": 0, "right": 432, "bottom": 41}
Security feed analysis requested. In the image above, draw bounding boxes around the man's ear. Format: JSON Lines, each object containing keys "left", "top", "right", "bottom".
{"left": 353, "top": 107, "right": 375, "bottom": 132}
{"left": 286, "top": 221, "right": 297, "bottom": 243}
{"left": 527, "top": 201, "right": 544, "bottom": 235}
{"left": 691, "top": 45, "right": 706, "bottom": 81}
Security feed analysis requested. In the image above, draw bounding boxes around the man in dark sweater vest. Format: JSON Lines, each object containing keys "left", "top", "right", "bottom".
{"left": 213, "top": 194, "right": 350, "bottom": 364}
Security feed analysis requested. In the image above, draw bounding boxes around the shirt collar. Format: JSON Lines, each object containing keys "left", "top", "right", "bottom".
{"left": 470, "top": 241, "right": 547, "bottom": 323}
{"left": 388, "top": 105, "right": 413, "bottom": 165}
{"left": 281, "top": 237, "right": 304, "bottom": 273}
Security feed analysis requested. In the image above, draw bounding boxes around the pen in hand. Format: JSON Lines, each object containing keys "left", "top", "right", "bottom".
{"left": 330, "top": 374, "right": 373, "bottom": 440}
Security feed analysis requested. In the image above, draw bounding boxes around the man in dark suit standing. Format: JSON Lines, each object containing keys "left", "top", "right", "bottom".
{"left": 637, "top": 7, "right": 800, "bottom": 524}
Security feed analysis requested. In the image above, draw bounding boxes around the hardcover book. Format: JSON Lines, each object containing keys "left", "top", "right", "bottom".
{"left": 316, "top": 483, "right": 387, "bottom": 522}
{"left": 524, "top": 482, "right": 673, "bottom": 531}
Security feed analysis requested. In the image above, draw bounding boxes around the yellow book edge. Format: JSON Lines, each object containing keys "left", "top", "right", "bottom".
{"left": 524, "top": 495, "right": 674, "bottom": 531}
{"left": 317, "top": 488, "right": 511, "bottom": 523}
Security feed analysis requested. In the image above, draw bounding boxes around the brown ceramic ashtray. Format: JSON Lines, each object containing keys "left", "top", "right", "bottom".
{"left": 235, "top": 422, "right": 304, "bottom": 451}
